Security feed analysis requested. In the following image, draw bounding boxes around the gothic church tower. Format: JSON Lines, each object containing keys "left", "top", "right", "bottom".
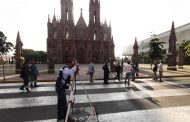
{"left": 47, "top": 0, "right": 115, "bottom": 64}
{"left": 61, "top": 0, "right": 74, "bottom": 25}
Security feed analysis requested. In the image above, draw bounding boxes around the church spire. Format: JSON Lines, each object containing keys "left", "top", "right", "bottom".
{"left": 80, "top": 8, "right": 83, "bottom": 16}
{"left": 15, "top": 31, "right": 23, "bottom": 74}
{"left": 48, "top": 15, "right": 51, "bottom": 23}
{"left": 168, "top": 21, "right": 177, "bottom": 53}
{"left": 133, "top": 37, "right": 138, "bottom": 48}
{"left": 16, "top": 31, "right": 21, "bottom": 46}
{"left": 76, "top": 8, "right": 87, "bottom": 27}
{"left": 89, "top": 0, "right": 100, "bottom": 25}
{"left": 167, "top": 21, "right": 177, "bottom": 71}
{"left": 52, "top": 8, "right": 56, "bottom": 23}
{"left": 61, "top": 0, "right": 74, "bottom": 24}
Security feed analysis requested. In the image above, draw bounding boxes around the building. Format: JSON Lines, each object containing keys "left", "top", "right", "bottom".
{"left": 123, "top": 22, "right": 190, "bottom": 56}
{"left": 47, "top": 0, "right": 115, "bottom": 63}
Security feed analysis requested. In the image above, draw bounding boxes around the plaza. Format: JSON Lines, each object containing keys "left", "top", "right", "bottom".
{"left": 0, "top": 64, "right": 190, "bottom": 122}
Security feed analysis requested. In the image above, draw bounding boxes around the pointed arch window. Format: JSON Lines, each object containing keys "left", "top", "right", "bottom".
{"left": 65, "top": 29, "right": 69, "bottom": 39}
{"left": 66, "top": 9, "right": 69, "bottom": 21}
{"left": 93, "top": 11, "right": 96, "bottom": 23}
{"left": 104, "top": 33, "right": 107, "bottom": 41}
{"left": 54, "top": 31, "right": 57, "bottom": 39}
{"left": 94, "top": 31, "right": 97, "bottom": 40}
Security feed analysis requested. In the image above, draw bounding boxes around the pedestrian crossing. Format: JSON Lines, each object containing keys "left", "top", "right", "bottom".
{"left": 0, "top": 78, "right": 190, "bottom": 122}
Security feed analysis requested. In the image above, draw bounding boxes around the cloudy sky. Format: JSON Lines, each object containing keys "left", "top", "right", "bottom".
{"left": 0, "top": 0, "right": 190, "bottom": 56}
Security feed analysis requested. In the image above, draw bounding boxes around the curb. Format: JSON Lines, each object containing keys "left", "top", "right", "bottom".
{"left": 1, "top": 75, "right": 190, "bottom": 83}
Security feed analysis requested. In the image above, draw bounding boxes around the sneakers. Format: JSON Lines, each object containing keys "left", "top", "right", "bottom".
{"left": 26, "top": 88, "right": 31, "bottom": 92}
{"left": 34, "top": 84, "right": 39, "bottom": 87}
{"left": 30, "top": 83, "right": 34, "bottom": 87}
{"left": 20, "top": 87, "right": 24, "bottom": 90}
{"left": 34, "top": 82, "right": 39, "bottom": 87}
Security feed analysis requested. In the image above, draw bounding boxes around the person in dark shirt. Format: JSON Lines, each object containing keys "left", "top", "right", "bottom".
{"left": 30, "top": 60, "right": 39, "bottom": 87}
{"left": 114, "top": 62, "right": 121, "bottom": 81}
{"left": 20, "top": 61, "right": 31, "bottom": 92}
{"left": 103, "top": 61, "right": 110, "bottom": 84}
{"left": 152, "top": 61, "right": 158, "bottom": 81}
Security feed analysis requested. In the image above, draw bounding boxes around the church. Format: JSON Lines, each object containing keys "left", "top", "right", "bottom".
{"left": 47, "top": 0, "right": 115, "bottom": 63}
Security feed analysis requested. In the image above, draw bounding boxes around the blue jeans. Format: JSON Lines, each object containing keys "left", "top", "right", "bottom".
{"left": 125, "top": 72, "right": 131, "bottom": 86}
{"left": 56, "top": 88, "right": 67, "bottom": 120}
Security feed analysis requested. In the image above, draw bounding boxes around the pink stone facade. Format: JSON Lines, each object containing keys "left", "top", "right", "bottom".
{"left": 47, "top": 0, "right": 115, "bottom": 63}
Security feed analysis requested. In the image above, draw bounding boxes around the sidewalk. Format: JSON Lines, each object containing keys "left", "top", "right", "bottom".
{"left": 1, "top": 64, "right": 190, "bottom": 83}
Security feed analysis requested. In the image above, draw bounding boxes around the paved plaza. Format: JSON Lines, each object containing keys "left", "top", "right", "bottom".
{"left": 0, "top": 64, "right": 190, "bottom": 122}
{"left": 1, "top": 63, "right": 190, "bottom": 82}
{"left": 0, "top": 78, "right": 190, "bottom": 122}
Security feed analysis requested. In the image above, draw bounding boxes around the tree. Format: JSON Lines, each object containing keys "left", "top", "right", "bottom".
{"left": 178, "top": 40, "right": 190, "bottom": 56}
{"left": 37, "top": 51, "right": 47, "bottom": 63}
{"left": 184, "top": 43, "right": 190, "bottom": 56}
{"left": 140, "top": 52, "right": 150, "bottom": 63}
{"left": 148, "top": 38, "right": 164, "bottom": 62}
{"left": 0, "top": 31, "right": 14, "bottom": 80}
{"left": 23, "top": 49, "right": 35, "bottom": 63}
{"left": 23, "top": 49, "right": 47, "bottom": 63}
{"left": 0, "top": 31, "right": 14, "bottom": 56}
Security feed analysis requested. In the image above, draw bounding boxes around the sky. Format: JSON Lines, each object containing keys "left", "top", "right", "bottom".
{"left": 1, "top": 0, "right": 190, "bottom": 57}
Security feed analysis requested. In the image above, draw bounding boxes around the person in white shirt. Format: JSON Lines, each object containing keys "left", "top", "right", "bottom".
{"left": 158, "top": 60, "right": 163, "bottom": 82}
{"left": 56, "top": 60, "right": 78, "bottom": 122}
{"left": 124, "top": 61, "right": 133, "bottom": 87}
{"left": 88, "top": 61, "right": 95, "bottom": 82}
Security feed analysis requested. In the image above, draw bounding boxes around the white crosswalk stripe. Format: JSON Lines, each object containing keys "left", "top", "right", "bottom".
{"left": 0, "top": 79, "right": 190, "bottom": 122}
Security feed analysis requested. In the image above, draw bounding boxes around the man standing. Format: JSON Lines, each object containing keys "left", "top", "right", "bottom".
{"left": 158, "top": 60, "right": 163, "bottom": 82}
{"left": 30, "top": 60, "right": 39, "bottom": 87}
{"left": 152, "top": 61, "right": 158, "bottom": 81}
{"left": 56, "top": 60, "right": 78, "bottom": 122}
{"left": 103, "top": 61, "right": 110, "bottom": 84}
{"left": 88, "top": 61, "right": 95, "bottom": 82}
{"left": 20, "top": 61, "right": 31, "bottom": 92}
{"left": 124, "top": 61, "right": 133, "bottom": 87}
{"left": 114, "top": 62, "right": 121, "bottom": 81}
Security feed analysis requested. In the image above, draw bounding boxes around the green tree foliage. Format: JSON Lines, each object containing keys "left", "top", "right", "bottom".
{"left": 0, "top": 31, "right": 14, "bottom": 56}
{"left": 37, "top": 51, "right": 47, "bottom": 63}
{"left": 148, "top": 38, "right": 164, "bottom": 61}
{"left": 178, "top": 40, "right": 190, "bottom": 56}
{"left": 185, "top": 43, "right": 190, "bottom": 56}
{"left": 140, "top": 52, "right": 150, "bottom": 63}
{"left": 23, "top": 49, "right": 47, "bottom": 63}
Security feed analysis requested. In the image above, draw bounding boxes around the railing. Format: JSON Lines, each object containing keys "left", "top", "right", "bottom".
{"left": 65, "top": 76, "right": 76, "bottom": 122}
{"left": 64, "top": 75, "right": 99, "bottom": 122}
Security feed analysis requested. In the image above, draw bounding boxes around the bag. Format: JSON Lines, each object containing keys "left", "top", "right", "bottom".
{"left": 55, "top": 66, "right": 71, "bottom": 91}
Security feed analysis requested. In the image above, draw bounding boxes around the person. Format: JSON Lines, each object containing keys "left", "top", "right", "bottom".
{"left": 135, "top": 64, "right": 139, "bottom": 77}
{"left": 55, "top": 60, "right": 78, "bottom": 122}
{"left": 152, "top": 61, "right": 158, "bottom": 81}
{"left": 120, "top": 62, "right": 124, "bottom": 80}
{"left": 131, "top": 62, "right": 136, "bottom": 81}
{"left": 88, "top": 61, "right": 95, "bottom": 82}
{"left": 124, "top": 61, "right": 133, "bottom": 87}
{"left": 158, "top": 60, "right": 163, "bottom": 82}
{"left": 102, "top": 61, "right": 110, "bottom": 84}
{"left": 114, "top": 62, "right": 121, "bottom": 81}
{"left": 30, "top": 60, "right": 39, "bottom": 87}
{"left": 20, "top": 61, "right": 31, "bottom": 92}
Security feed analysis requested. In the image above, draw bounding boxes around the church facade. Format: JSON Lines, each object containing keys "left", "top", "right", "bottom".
{"left": 47, "top": 0, "right": 115, "bottom": 63}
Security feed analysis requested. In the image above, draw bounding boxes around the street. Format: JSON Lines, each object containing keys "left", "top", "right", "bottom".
{"left": 0, "top": 77, "right": 190, "bottom": 122}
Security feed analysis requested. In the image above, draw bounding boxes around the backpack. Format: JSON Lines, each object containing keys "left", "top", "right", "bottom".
{"left": 55, "top": 66, "right": 71, "bottom": 91}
